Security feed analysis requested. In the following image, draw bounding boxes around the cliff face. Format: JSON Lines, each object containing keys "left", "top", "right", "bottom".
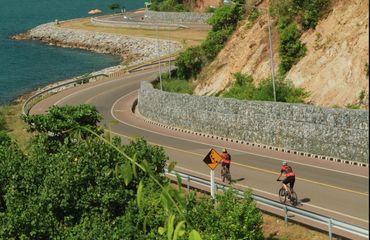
{"left": 194, "top": 0, "right": 369, "bottom": 109}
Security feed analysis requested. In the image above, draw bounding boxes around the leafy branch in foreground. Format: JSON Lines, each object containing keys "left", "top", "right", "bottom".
{"left": 1, "top": 104, "right": 263, "bottom": 239}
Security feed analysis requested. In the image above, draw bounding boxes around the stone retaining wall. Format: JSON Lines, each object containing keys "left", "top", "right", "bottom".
{"left": 144, "top": 10, "right": 212, "bottom": 24}
{"left": 138, "top": 82, "right": 369, "bottom": 163}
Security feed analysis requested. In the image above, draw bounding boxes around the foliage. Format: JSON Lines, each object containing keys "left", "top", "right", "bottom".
{"left": 299, "top": 0, "right": 330, "bottom": 30}
{"left": 223, "top": 73, "right": 256, "bottom": 100}
{"left": 108, "top": 3, "right": 120, "bottom": 12}
{"left": 1, "top": 105, "right": 263, "bottom": 239}
{"left": 23, "top": 104, "right": 102, "bottom": 141}
{"left": 223, "top": 72, "right": 309, "bottom": 103}
{"left": 207, "top": 2, "right": 245, "bottom": 32}
{"left": 155, "top": 74, "right": 193, "bottom": 94}
{"left": 277, "top": 21, "right": 306, "bottom": 76}
{"left": 174, "top": 1, "right": 246, "bottom": 81}
{"left": 185, "top": 189, "right": 264, "bottom": 239}
{"left": 270, "top": 0, "right": 329, "bottom": 30}
{"left": 201, "top": 28, "right": 233, "bottom": 61}
{"left": 149, "top": 0, "right": 184, "bottom": 12}
{"left": 0, "top": 111, "right": 6, "bottom": 131}
{"left": 269, "top": 0, "right": 329, "bottom": 76}
{"left": 247, "top": 8, "right": 260, "bottom": 23}
{"left": 175, "top": 46, "right": 204, "bottom": 80}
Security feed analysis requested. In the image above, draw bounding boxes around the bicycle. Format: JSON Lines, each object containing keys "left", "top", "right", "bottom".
{"left": 221, "top": 165, "right": 232, "bottom": 184}
{"left": 277, "top": 179, "right": 298, "bottom": 206}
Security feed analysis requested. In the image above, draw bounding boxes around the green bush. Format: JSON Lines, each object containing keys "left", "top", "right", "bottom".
{"left": 175, "top": 46, "right": 204, "bottom": 80}
{"left": 223, "top": 73, "right": 256, "bottom": 100}
{"left": 186, "top": 189, "right": 264, "bottom": 239}
{"left": 301, "top": 0, "right": 330, "bottom": 30}
{"left": 149, "top": 0, "right": 184, "bottom": 12}
{"left": 223, "top": 72, "right": 309, "bottom": 103}
{"left": 277, "top": 22, "right": 306, "bottom": 76}
{"left": 0, "top": 104, "right": 264, "bottom": 239}
{"left": 161, "top": 78, "right": 193, "bottom": 94}
{"left": 208, "top": 2, "right": 245, "bottom": 32}
{"left": 201, "top": 28, "right": 233, "bottom": 61}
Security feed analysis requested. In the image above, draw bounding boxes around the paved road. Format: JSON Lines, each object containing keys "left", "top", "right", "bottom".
{"left": 30, "top": 66, "right": 369, "bottom": 236}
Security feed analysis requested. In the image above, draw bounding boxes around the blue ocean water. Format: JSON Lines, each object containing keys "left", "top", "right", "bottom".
{"left": 0, "top": 0, "right": 145, "bottom": 105}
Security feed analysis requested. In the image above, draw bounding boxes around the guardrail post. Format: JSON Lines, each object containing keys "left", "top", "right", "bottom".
{"left": 283, "top": 205, "right": 288, "bottom": 226}
{"left": 328, "top": 218, "right": 332, "bottom": 239}
{"left": 187, "top": 176, "right": 190, "bottom": 192}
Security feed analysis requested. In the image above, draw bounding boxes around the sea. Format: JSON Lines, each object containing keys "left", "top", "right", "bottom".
{"left": 0, "top": 0, "right": 145, "bottom": 105}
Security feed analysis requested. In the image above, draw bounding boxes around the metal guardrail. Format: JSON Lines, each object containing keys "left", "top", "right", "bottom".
{"left": 164, "top": 169, "right": 369, "bottom": 239}
{"left": 22, "top": 74, "right": 108, "bottom": 116}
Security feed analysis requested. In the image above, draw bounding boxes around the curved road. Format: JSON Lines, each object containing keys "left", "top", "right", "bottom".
{"left": 30, "top": 66, "right": 369, "bottom": 237}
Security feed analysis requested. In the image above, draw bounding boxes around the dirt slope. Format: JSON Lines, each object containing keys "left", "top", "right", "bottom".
{"left": 194, "top": 0, "right": 369, "bottom": 109}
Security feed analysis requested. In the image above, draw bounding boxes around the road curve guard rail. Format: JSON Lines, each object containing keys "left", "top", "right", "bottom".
{"left": 164, "top": 169, "right": 369, "bottom": 240}
{"left": 22, "top": 74, "right": 108, "bottom": 116}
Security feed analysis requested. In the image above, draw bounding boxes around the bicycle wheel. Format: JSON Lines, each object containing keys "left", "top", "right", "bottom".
{"left": 289, "top": 192, "right": 298, "bottom": 206}
{"left": 278, "top": 188, "right": 286, "bottom": 204}
{"left": 225, "top": 169, "right": 231, "bottom": 183}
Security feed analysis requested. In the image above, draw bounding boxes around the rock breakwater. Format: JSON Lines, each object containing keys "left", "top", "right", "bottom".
{"left": 15, "top": 22, "right": 182, "bottom": 65}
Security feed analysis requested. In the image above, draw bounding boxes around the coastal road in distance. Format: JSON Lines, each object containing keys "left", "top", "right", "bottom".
{"left": 30, "top": 65, "right": 369, "bottom": 234}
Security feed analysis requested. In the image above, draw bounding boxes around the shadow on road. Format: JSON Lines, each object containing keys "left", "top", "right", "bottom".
{"left": 300, "top": 197, "right": 311, "bottom": 203}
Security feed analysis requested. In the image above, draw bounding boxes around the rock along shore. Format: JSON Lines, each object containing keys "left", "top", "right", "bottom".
{"left": 14, "top": 22, "right": 182, "bottom": 66}
{"left": 10, "top": 20, "right": 183, "bottom": 104}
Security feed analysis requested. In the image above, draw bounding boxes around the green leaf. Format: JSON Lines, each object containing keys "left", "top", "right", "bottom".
{"left": 173, "top": 220, "right": 186, "bottom": 240}
{"left": 168, "top": 161, "right": 177, "bottom": 173}
{"left": 158, "top": 227, "right": 166, "bottom": 235}
{"left": 175, "top": 173, "right": 182, "bottom": 191}
{"left": 141, "top": 159, "right": 149, "bottom": 172}
{"left": 121, "top": 162, "right": 132, "bottom": 186}
{"left": 131, "top": 153, "right": 138, "bottom": 179}
{"left": 160, "top": 190, "right": 170, "bottom": 212}
{"left": 189, "top": 230, "right": 202, "bottom": 240}
{"left": 137, "top": 180, "right": 144, "bottom": 210}
{"left": 167, "top": 215, "right": 175, "bottom": 240}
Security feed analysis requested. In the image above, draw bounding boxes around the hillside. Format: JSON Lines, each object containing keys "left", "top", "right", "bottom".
{"left": 193, "top": 0, "right": 369, "bottom": 109}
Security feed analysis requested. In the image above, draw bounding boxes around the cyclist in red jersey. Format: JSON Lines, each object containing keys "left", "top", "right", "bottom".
{"left": 220, "top": 148, "right": 231, "bottom": 171}
{"left": 277, "top": 161, "right": 295, "bottom": 195}
{"left": 220, "top": 148, "right": 231, "bottom": 183}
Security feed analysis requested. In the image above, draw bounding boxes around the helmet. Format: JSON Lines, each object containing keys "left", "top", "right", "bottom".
{"left": 222, "top": 148, "right": 227, "bottom": 153}
{"left": 282, "top": 161, "right": 287, "bottom": 165}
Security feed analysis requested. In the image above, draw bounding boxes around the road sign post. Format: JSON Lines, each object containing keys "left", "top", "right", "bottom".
{"left": 202, "top": 148, "right": 223, "bottom": 199}
{"left": 210, "top": 169, "right": 215, "bottom": 198}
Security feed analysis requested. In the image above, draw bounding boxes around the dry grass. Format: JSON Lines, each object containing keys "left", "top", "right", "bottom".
{"left": 0, "top": 103, "right": 33, "bottom": 150}
{"left": 59, "top": 17, "right": 209, "bottom": 48}
{"left": 262, "top": 212, "right": 337, "bottom": 240}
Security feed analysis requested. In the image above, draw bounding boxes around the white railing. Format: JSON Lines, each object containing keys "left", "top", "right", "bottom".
{"left": 165, "top": 169, "right": 369, "bottom": 240}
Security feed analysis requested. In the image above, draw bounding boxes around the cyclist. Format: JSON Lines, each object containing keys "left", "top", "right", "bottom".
{"left": 276, "top": 161, "right": 295, "bottom": 197}
{"left": 220, "top": 148, "right": 231, "bottom": 183}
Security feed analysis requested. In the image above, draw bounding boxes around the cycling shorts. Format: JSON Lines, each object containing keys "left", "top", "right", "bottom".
{"left": 283, "top": 176, "right": 295, "bottom": 189}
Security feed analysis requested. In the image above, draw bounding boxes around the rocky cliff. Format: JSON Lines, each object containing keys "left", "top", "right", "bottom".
{"left": 193, "top": 0, "right": 369, "bottom": 109}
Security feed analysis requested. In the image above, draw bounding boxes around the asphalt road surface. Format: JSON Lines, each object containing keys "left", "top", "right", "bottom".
{"left": 30, "top": 65, "right": 369, "bottom": 235}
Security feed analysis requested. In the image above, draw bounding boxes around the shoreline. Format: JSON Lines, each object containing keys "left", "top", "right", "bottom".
{"left": 9, "top": 64, "right": 127, "bottom": 106}
{"left": 8, "top": 16, "right": 182, "bottom": 107}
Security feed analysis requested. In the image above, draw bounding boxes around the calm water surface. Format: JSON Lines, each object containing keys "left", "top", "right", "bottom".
{"left": 0, "top": 0, "right": 145, "bottom": 105}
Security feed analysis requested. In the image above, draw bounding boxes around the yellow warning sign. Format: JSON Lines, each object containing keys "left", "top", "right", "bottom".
{"left": 203, "top": 148, "right": 223, "bottom": 170}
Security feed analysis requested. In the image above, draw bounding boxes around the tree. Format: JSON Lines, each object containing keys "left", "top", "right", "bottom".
{"left": 108, "top": 3, "right": 121, "bottom": 12}
{"left": 175, "top": 46, "right": 204, "bottom": 80}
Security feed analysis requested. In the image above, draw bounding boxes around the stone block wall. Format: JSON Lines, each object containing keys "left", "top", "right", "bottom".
{"left": 143, "top": 10, "right": 212, "bottom": 24}
{"left": 138, "top": 82, "right": 369, "bottom": 163}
